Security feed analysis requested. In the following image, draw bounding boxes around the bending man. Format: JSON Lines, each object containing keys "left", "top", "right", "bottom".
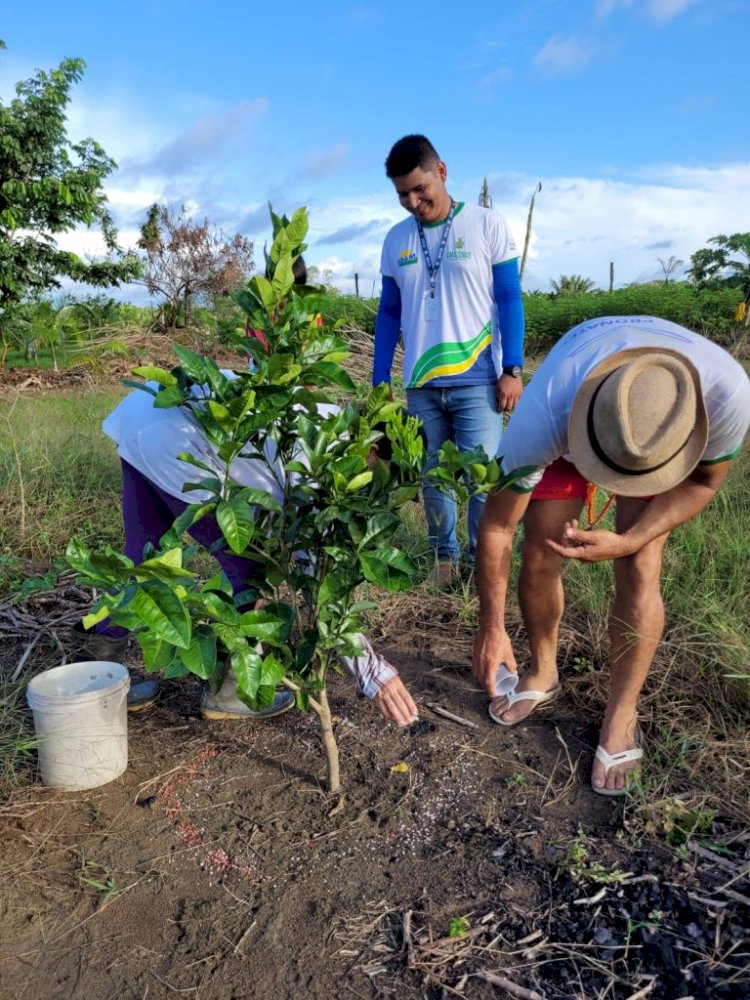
{"left": 473, "top": 315, "right": 749, "bottom": 795}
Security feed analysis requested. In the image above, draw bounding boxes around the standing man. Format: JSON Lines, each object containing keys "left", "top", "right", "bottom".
{"left": 373, "top": 135, "right": 524, "bottom": 585}
{"left": 472, "top": 315, "right": 750, "bottom": 795}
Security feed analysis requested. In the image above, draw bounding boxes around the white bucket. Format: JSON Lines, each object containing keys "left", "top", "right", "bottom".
{"left": 26, "top": 661, "right": 130, "bottom": 790}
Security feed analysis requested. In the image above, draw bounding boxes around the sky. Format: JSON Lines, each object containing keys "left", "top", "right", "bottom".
{"left": 2, "top": 0, "right": 749, "bottom": 300}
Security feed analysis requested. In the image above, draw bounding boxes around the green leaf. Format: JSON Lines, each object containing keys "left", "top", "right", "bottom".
{"left": 251, "top": 274, "right": 276, "bottom": 312}
{"left": 216, "top": 496, "right": 255, "bottom": 554}
{"left": 360, "top": 547, "right": 418, "bottom": 592}
{"left": 185, "top": 589, "right": 241, "bottom": 624}
{"left": 135, "top": 547, "right": 197, "bottom": 584}
{"left": 236, "top": 487, "right": 282, "bottom": 513}
{"left": 172, "top": 345, "right": 208, "bottom": 382}
{"left": 129, "top": 585, "right": 192, "bottom": 648}
{"left": 153, "top": 385, "right": 188, "bottom": 409}
{"left": 231, "top": 646, "right": 263, "bottom": 704}
{"left": 180, "top": 626, "right": 217, "bottom": 679}
{"left": 238, "top": 610, "right": 291, "bottom": 642}
{"left": 131, "top": 366, "right": 178, "bottom": 386}
{"left": 137, "top": 632, "right": 179, "bottom": 672}
{"left": 346, "top": 471, "right": 373, "bottom": 492}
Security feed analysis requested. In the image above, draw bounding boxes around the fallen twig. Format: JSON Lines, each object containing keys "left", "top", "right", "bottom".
{"left": 687, "top": 842, "right": 742, "bottom": 873}
{"left": 403, "top": 909, "right": 414, "bottom": 967}
{"left": 475, "top": 968, "right": 545, "bottom": 999}
{"left": 426, "top": 702, "right": 479, "bottom": 729}
{"left": 574, "top": 887, "right": 608, "bottom": 906}
{"left": 11, "top": 633, "right": 41, "bottom": 682}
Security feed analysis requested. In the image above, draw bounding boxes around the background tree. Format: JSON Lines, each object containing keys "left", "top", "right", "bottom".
{"left": 657, "top": 254, "right": 684, "bottom": 283}
{"left": 550, "top": 274, "right": 597, "bottom": 297}
{"left": 687, "top": 233, "right": 750, "bottom": 326}
{"left": 138, "top": 204, "right": 254, "bottom": 331}
{"left": 0, "top": 41, "right": 139, "bottom": 367}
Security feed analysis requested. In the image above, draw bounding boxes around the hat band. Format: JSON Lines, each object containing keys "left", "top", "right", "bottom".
{"left": 586, "top": 371, "right": 691, "bottom": 478}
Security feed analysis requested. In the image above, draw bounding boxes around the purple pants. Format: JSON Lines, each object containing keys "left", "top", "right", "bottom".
{"left": 95, "top": 460, "right": 259, "bottom": 635}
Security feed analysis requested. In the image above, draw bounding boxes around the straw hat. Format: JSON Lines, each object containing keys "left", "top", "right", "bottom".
{"left": 568, "top": 348, "right": 708, "bottom": 497}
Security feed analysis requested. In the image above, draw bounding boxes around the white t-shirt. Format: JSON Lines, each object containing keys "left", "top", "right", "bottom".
{"left": 499, "top": 316, "right": 750, "bottom": 491}
{"left": 102, "top": 379, "right": 337, "bottom": 503}
{"left": 380, "top": 202, "right": 517, "bottom": 387}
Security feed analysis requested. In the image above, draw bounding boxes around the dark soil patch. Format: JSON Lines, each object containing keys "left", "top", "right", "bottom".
{"left": 2, "top": 612, "right": 749, "bottom": 1000}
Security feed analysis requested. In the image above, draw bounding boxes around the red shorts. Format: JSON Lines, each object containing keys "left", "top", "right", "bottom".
{"left": 531, "top": 458, "right": 588, "bottom": 501}
{"left": 530, "top": 459, "right": 654, "bottom": 504}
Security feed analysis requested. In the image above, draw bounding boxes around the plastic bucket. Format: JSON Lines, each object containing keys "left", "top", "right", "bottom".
{"left": 26, "top": 661, "right": 130, "bottom": 790}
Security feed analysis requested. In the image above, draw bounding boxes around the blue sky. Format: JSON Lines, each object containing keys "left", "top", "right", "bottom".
{"left": 2, "top": 0, "right": 749, "bottom": 298}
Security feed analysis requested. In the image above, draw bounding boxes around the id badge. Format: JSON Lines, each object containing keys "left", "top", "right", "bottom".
{"left": 424, "top": 294, "right": 438, "bottom": 322}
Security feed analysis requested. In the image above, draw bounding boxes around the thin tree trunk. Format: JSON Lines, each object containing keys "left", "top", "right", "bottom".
{"left": 519, "top": 182, "right": 542, "bottom": 285}
{"left": 314, "top": 685, "right": 340, "bottom": 794}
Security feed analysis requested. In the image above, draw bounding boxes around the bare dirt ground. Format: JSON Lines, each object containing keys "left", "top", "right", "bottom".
{"left": 1, "top": 585, "right": 749, "bottom": 1000}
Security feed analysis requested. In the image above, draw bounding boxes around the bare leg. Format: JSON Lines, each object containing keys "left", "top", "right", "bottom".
{"left": 491, "top": 498, "right": 583, "bottom": 724}
{"left": 593, "top": 497, "right": 669, "bottom": 793}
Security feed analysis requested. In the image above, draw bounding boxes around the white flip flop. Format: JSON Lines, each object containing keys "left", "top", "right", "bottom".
{"left": 592, "top": 743, "right": 643, "bottom": 797}
{"left": 488, "top": 683, "right": 561, "bottom": 727}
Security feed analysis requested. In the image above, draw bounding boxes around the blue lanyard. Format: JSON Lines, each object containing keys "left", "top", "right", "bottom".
{"left": 417, "top": 199, "right": 456, "bottom": 299}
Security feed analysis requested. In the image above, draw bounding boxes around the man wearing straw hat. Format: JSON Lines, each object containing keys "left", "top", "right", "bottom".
{"left": 472, "top": 315, "right": 750, "bottom": 795}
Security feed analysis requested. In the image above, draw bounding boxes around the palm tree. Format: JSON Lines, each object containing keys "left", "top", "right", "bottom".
{"left": 549, "top": 275, "right": 597, "bottom": 297}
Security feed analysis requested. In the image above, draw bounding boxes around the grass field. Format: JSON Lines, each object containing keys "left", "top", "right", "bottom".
{"left": 1, "top": 382, "right": 749, "bottom": 833}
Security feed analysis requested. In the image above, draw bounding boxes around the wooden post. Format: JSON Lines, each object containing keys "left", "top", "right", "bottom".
{"left": 354, "top": 273, "right": 360, "bottom": 298}
{"left": 519, "top": 182, "right": 542, "bottom": 285}
{"left": 609, "top": 262, "right": 614, "bottom": 292}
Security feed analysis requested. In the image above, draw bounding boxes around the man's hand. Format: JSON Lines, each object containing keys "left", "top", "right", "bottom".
{"left": 546, "top": 519, "right": 633, "bottom": 562}
{"left": 473, "top": 625, "right": 518, "bottom": 698}
{"left": 496, "top": 374, "right": 523, "bottom": 413}
{"left": 374, "top": 676, "right": 419, "bottom": 726}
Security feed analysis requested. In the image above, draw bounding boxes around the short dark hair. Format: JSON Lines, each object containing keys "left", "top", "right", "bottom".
{"left": 385, "top": 135, "right": 440, "bottom": 179}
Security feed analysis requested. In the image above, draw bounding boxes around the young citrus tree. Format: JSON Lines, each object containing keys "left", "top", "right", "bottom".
{"left": 67, "top": 208, "right": 428, "bottom": 796}
{"left": 69, "top": 208, "right": 506, "bottom": 796}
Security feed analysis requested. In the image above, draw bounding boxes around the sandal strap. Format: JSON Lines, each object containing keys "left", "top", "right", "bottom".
{"left": 594, "top": 744, "right": 643, "bottom": 773}
{"left": 505, "top": 685, "right": 559, "bottom": 708}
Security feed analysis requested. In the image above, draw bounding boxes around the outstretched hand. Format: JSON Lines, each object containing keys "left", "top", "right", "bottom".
{"left": 473, "top": 626, "right": 518, "bottom": 698}
{"left": 374, "top": 676, "right": 419, "bottom": 727}
{"left": 546, "top": 519, "right": 631, "bottom": 562}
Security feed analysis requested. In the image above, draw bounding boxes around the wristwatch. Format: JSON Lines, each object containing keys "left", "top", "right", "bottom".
{"left": 502, "top": 365, "right": 522, "bottom": 378}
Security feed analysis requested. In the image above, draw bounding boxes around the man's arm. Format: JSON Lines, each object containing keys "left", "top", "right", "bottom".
{"left": 547, "top": 460, "right": 735, "bottom": 562}
{"left": 492, "top": 259, "right": 524, "bottom": 412}
{"left": 473, "top": 486, "right": 533, "bottom": 696}
{"left": 373, "top": 276, "right": 402, "bottom": 388}
{"left": 338, "top": 633, "right": 419, "bottom": 726}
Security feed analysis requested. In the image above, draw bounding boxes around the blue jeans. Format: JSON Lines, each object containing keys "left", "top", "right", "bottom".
{"left": 407, "top": 383, "right": 503, "bottom": 563}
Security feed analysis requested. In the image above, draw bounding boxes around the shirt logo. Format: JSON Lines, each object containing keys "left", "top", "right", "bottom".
{"left": 446, "top": 236, "right": 471, "bottom": 260}
{"left": 398, "top": 248, "right": 418, "bottom": 266}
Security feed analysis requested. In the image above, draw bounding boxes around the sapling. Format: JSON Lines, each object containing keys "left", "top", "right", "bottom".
{"left": 68, "top": 207, "right": 504, "bottom": 797}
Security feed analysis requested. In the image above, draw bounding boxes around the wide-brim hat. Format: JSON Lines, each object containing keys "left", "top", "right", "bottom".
{"left": 568, "top": 347, "right": 708, "bottom": 497}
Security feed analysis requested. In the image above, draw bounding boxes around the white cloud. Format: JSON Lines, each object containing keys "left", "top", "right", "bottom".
{"left": 304, "top": 162, "right": 750, "bottom": 295}
{"left": 301, "top": 143, "right": 350, "bottom": 180}
{"left": 532, "top": 35, "right": 597, "bottom": 75}
{"left": 512, "top": 162, "right": 750, "bottom": 290}
{"left": 646, "top": 0, "right": 702, "bottom": 22}
{"left": 595, "top": 0, "right": 703, "bottom": 22}
{"left": 595, "top": 0, "right": 637, "bottom": 20}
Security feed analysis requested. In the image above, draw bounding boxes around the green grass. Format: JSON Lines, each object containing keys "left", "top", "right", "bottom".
{"left": 0, "top": 387, "right": 127, "bottom": 583}
{"left": 0, "top": 380, "right": 748, "bottom": 830}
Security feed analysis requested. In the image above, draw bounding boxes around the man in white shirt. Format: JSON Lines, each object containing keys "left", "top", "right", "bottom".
{"left": 373, "top": 134, "right": 524, "bottom": 584}
{"left": 472, "top": 316, "right": 750, "bottom": 795}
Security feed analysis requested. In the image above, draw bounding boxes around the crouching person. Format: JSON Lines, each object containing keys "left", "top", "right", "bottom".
{"left": 473, "top": 315, "right": 749, "bottom": 795}
{"left": 73, "top": 381, "right": 419, "bottom": 727}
